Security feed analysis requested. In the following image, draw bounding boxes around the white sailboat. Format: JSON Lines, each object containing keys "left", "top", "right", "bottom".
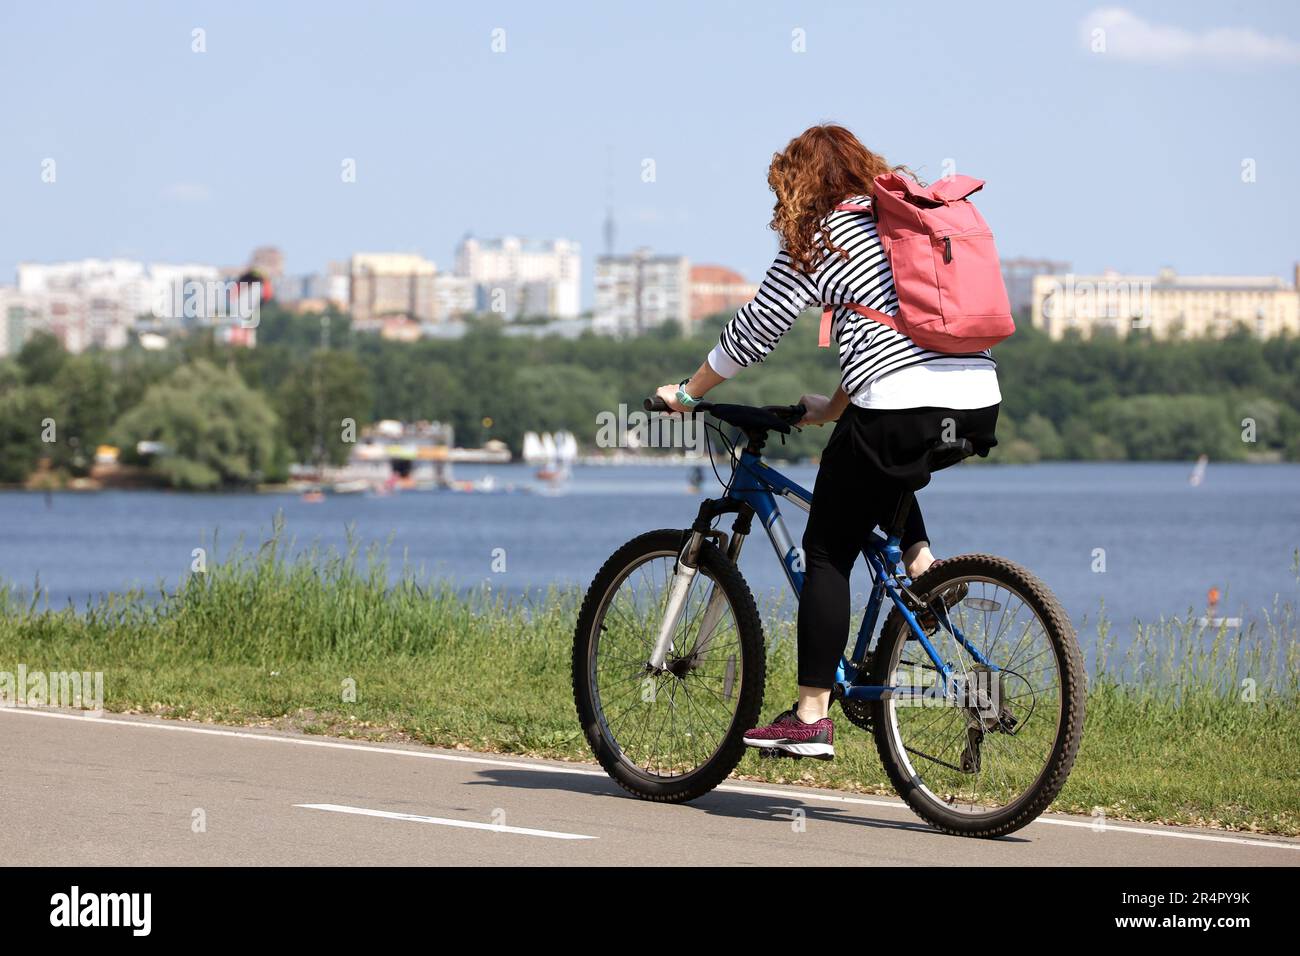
{"left": 556, "top": 431, "right": 578, "bottom": 467}
{"left": 537, "top": 430, "right": 577, "bottom": 482}
{"left": 522, "top": 431, "right": 545, "bottom": 465}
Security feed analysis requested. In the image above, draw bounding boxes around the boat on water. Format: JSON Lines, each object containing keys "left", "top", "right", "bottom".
{"left": 1194, "top": 586, "right": 1241, "bottom": 629}
{"left": 332, "top": 479, "right": 370, "bottom": 495}
{"left": 522, "top": 431, "right": 544, "bottom": 465}
{"left": 447, "top": 474, "right": 525, "bottom": 495}
{"left": 526, "top": 429, "right": 578, "bottom": 483}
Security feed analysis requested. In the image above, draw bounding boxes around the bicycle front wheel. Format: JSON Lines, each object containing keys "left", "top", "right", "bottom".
{"left": 870, "top": 553, "right": 1086, "bottom": 837}
{"left": 573, "top": 529, "right": 765, "bottom": 802}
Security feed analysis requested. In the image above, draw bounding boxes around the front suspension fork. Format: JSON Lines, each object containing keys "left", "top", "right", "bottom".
{"left": 688, "top": 530, "right": 744, "bottom": 662}
{"left": 646, "top": 524, "right": 747, "bottom": 671}
{"left": 646, "top": 531, "right": 704, "bottom": 670}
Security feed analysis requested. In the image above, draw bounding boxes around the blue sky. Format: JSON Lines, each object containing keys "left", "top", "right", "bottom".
{"left": 2, "top": 1, "right": 1298, "bottom": 303}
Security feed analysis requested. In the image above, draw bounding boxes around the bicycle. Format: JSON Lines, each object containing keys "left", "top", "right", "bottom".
{"left": 572, "top": 397, "right": 1085, "bottom": 838}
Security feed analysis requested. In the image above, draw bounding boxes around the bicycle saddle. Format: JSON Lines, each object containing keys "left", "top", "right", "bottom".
{"left": 926, "top": 438, "right": 978, "bottom": 472}
{"left": 880, "top": 437, "right": 987, "bottom": 492}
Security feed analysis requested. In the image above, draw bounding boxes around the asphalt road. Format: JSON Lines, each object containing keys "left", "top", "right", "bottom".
{"left": 2, "top": 707, "right": 1296, "bottom": 866}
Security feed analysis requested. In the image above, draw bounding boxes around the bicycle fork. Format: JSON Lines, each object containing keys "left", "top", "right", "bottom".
{"left": 646, "top": 521, "right": 747, "bottom": 671}
{"left": 646, "top": 533, "right": 701, "bottom": 670}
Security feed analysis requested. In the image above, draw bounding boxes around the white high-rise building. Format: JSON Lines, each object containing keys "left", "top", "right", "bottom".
{"left": 594, "top": 249, "right": 691, "bottom": 335}
{"left": 10, "top": 258, "right": 225, "bottom": 353}
{"left": 278, "top": 261, "right": 351, "bottom": 310}
{"left": 0, "top": 288, "right": 37, "bottom": 357}
{"left": 431, "top": 274, "right": 476, "bottom": 322}
{"left": 455, "top": 236, "right": 581, "bottom": 319}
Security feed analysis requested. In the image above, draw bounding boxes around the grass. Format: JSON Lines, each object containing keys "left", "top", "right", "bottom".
{"left": 2, "top": 528, "right": 1297, "bottom": 836}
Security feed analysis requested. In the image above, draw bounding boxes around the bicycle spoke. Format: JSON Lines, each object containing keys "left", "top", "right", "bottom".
{"left": 590, "top": 552, "right": 745, "bottom": 781}
{"left": 887, "top": 574, "right": 1068, "bottom": 818}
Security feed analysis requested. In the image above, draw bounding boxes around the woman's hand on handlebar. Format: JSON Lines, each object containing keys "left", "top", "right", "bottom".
{"left": 654, "top": 383, "right": 690, "bottom": 413}
{"left": 655, "top": 360, "right": 727, "bottom": 413}
{"left": 798, "top": 387, "right": 849, "bottom": 426}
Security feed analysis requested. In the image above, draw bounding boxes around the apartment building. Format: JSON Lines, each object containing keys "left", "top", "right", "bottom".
{"left": 431, "top": 273, "right": 476, "bottom": 322}
{"left": 594, "top": 250, "right": 691, "bottom": 335}
{"left": 455, "top": 236, "right": 581, "bottom": 319}
{"left": 1030, "top": 266, "right": 1300, "bottom": 340}
{"left": 8, "top": 258, "right": 232, "bottom": 353}
{"left": 278, "top": 261, "right": 351, "bottom": 313}
{"left": 1002, "top": 257, "right": 1070, "bottom": 318}
{"left": 689, "top": 264, "right": 757, "bottom": 323}
{"left": 349, "top": 253, "right": 437, "bottom": 328}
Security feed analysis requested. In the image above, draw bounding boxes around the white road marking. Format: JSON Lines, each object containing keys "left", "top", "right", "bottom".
{"left": 4, "top": 707, "right": 1298, "bottom": 853}
{"left": 296, "top": 803, "right": 595, "bottom": 840}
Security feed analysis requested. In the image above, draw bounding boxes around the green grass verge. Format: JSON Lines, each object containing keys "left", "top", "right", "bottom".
{"left": 2, "top": 534, "right": 1297, "bottom": 836}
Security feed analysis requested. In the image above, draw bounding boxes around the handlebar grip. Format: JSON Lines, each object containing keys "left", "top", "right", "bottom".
{"left": 644, "top": 396, "right": 670, "bottom": 412}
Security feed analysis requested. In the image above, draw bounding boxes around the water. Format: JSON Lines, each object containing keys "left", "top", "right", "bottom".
{"left": 1, "top": 462, "right": 1297, "bottom": 647}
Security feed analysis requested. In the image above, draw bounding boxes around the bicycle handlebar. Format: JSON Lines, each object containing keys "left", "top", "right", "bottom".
{"left": 643, "top": 395, "right": 807, "bottom": 425}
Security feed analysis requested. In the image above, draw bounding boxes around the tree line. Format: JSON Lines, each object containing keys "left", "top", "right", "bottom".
{"left": 1, "top": 303, "right": 1296, "bottom": 488}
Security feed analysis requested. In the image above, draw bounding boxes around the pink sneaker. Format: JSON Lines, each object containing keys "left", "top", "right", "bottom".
{"left": 742, "top": 704, "right": 834, "bottom": 759}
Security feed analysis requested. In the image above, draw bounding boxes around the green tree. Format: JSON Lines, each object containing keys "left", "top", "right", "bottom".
{"left": 0, "top": 385, "right": 57, "bottom": 483}
{"left": 16, "top": 332, "right": 66, "bottom": 385}
{"left": 1020, "top": 413, "right": 1065, "bottom": 459}
{"left": 490, "top": 363, "right": 620, "bottom": 451}
{"left": 0, "top": 358, "right": 22, "bottom": 393}
{"left": 49, "top": 353, "right": 118, "bottom": 475}
{"left": 277, "top": 350, "right": 373, "bottom": 466}
{"left": 113, "top": 360, "right": 280, "bottom": 489}
{"left": 1092, "top": 394, "right": 1241, "bottom": 461}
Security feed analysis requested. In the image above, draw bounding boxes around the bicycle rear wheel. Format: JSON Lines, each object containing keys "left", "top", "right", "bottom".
{"left": 573, "top": 529, "right": 765, "bottom": 802}
{"left": 870, "top": 553, "right": 1085, "bottom": 837}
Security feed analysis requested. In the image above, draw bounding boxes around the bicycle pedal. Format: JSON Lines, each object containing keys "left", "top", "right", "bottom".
{"left": 755, "top": 747, "right": 802, "bottom": 761}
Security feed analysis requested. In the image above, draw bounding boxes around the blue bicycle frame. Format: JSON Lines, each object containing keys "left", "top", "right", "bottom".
{"left": 721, "top": 447, "right": 998, "bottom": 702}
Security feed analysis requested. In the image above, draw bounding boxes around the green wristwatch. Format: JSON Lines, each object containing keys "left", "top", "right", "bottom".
{"left": 676, "top": 379, "right": 701, "bottom": 408}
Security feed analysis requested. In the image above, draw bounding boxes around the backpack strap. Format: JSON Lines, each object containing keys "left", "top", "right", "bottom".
{"left": 820, "top": 302, "right": 899, "bottom": 348}
{"left": 819, "top": 201, "right": 875, "bottom": 346}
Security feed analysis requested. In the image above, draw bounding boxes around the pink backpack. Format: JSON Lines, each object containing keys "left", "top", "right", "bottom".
{"left": 819, "top": 172, "right": 1015, "bottom": 353}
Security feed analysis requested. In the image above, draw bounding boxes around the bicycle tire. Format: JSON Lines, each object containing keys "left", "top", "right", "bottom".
{"left": 573, "top": 529, "right": 766, "bottom": 802}
{"left": 870, "top": 553, "right": 1086, "bottom": 837}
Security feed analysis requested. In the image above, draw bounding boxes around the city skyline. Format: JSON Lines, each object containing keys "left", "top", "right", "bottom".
{"left": 1, "top": 237, "right": 778, "bottom": 355}
{"left": 3, "top": 1, "right": 1299, "bottom": 306}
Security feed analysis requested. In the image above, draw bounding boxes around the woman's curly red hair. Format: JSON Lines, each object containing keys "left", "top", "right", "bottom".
{"left": 768, "top": 124, "right": 901, "bottom": 273}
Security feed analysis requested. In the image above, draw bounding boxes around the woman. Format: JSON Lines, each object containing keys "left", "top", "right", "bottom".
{"left": 655, "top": 124, "right": 1000, "bottom": 759}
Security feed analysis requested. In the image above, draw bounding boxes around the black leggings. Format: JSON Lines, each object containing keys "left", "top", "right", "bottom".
{"left": 796, "top": 403, "right": 1000, "bottom": 689}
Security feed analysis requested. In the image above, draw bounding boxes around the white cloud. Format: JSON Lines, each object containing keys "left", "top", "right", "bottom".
{"left": 160, "top": 183, "right": 212, "bottom": 202}
{"left": 1081, "top": 7, "right": 1300, "bottom": 65}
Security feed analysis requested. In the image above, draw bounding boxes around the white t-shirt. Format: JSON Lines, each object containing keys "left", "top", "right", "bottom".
{"left": 849, "top": 358, "right": 1001, "bottom": 411}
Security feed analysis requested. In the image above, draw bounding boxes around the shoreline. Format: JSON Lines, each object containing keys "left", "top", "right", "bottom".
{"left": 4, "top": 456, "right": 1298, "bottom": 494}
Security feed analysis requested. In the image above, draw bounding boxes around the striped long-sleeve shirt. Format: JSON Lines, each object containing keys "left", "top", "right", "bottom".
{"left": 707, "top": 195, "right": 995, "bottom": 398}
